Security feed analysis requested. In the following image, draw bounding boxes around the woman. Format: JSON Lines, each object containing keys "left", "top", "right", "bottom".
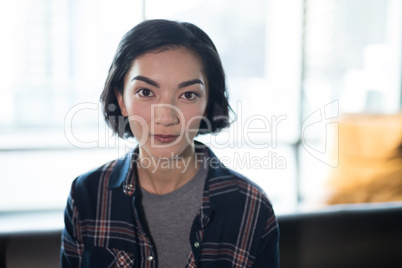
{"left": 61, "top": 19, "right": 279, "bottom": 268}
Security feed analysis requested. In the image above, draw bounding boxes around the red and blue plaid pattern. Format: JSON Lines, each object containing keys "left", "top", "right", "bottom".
{"left": 61, "top": 143, "right": 279, "bottom": 267}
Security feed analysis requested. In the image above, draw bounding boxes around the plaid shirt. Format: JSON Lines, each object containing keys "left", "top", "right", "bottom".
{"left": 61, "top": 143, "right": 279, "bottom": 267}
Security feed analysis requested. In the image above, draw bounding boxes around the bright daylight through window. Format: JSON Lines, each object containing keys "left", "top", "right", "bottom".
{"left": 0, "top": 0, "right": 401, "bottom": 213}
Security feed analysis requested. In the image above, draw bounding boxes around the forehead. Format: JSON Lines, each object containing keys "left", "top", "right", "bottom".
{"left": 124, "top": 47, "right": 207, "bottom": 87}
{"left": 129, "top": 47, "right": 206, "bottom": 82}
{"left": 137, "top": 47, "right": 201, "bottom": 68}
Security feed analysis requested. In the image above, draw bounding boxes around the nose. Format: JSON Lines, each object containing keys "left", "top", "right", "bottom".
{"left": 153, "top": 103, "right": 180, "bottom": 126}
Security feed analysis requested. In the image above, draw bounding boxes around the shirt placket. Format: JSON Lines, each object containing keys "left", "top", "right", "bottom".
{"left": 130, "top": 193, "right": 157, "bottom": 268}
{"left": 188, "top": 187, "right": 212, "bottom": 266}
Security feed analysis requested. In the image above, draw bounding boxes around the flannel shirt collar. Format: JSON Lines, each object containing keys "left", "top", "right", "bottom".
{"left": 107, "top": 141, "right": 244, "bottom": 211}
{"left": 107, "top": 146, "right": 139, "bottom": 195}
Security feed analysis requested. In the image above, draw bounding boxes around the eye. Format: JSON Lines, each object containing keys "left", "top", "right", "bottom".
{"left": 136, "top": 88, "right": 155, "bottom": 98}
{"left": 180, "top": 91, "right": 199, "bottom": 101}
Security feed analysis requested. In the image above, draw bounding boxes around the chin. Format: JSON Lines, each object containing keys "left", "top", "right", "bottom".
{"left": 140, "top": 143, "right": 192, "bottom": 160}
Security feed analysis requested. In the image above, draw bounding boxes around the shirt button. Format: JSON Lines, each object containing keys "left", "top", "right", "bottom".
{"left": 194, "top": 242, "right": 200, "bottom": 248}
{"left": 147, "top": 256, "right": 153, "bottom": 261}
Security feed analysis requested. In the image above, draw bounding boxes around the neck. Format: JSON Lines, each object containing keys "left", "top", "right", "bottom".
{"left": 137, "top": 146, "right": 200, "bottom": 195}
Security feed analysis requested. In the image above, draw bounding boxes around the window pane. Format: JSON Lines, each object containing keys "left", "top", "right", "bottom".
{"left": 0, "top": 0, "right": 142, "bottom": 132}
{"left": 0, "top": 0, "right": 143, "bottom": 211}
{"left": 1, "top": 0, "right": 304, "bottom": 214}
{"left": 300, "top": 0, "right": 402, "bottom": 207}
{"left": 303, "top": 0, "right": 401, "bottom": 115}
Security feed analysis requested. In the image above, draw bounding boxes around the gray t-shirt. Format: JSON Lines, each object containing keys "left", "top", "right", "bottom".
{"left": 140, "top": 161, "right": 207, "bottom": 268}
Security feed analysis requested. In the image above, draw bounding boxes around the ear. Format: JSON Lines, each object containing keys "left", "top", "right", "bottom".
{"left": 114, "top": 87, "right": 128, "bottom": 117}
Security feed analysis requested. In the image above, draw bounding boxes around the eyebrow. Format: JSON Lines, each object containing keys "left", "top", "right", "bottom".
{"left": 178, "top": 79, "right": 204, "bottom": 88}
{"left": 132, "top": 76, "right": 159, "bottom": 87}
{"left": 132, "top": 75, "right": 204, "bottom": 89}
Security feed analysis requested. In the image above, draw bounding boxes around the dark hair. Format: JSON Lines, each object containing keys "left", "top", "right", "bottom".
{"left": 100, "top": 19, "right": 231, "bottom": 138}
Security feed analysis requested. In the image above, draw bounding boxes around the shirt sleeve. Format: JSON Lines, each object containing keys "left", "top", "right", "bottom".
{"left": 61, "top": 181, "right": 84, "bottom": 267}
{"left": 253, "top": 212, "right": 280, "bottom": 268}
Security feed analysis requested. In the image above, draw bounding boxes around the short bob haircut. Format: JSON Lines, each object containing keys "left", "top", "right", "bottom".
{"left": 100, "top": 19, "right": 231, "bottom": 138}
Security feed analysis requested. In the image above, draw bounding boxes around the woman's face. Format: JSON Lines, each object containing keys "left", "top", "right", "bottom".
{"left": 115, "top": 47, "right": 208, "bottom": 159}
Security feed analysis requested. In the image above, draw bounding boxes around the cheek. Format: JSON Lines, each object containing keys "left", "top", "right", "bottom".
{"left": 186, "top": 115, "right": 203, "bottom": 130}
{"left": 125, "top": 100, "right": 151, "bottom": 120}
{"left": 183, "top": 106, "right": 206, "bottom": 130}
{"left": 126, "top": 103, "right": 152, "bottom": 136}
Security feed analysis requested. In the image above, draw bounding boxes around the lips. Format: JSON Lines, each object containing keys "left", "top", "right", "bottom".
{"left": 152, "top": 134, "right": 179, "bottom": 143}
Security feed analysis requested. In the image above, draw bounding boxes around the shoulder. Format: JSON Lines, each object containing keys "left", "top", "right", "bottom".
{"left": 201, "top": 143, "right": 274, "bottom": 210}
{"left": 222, "top": 168, "right": 279, "bottom": 239}
{"left": 73, "top": 159, "right": 118, "bottom": 191}
{"left": 201, "top": 145, "right": 280, "bottom": 267}
{"left": 205, "top": 152, "right": 274, "bottom": 216}
{"left": 227, "top": 167, "right": 274, "bottom": 211}
{"left": 72, "top": 149, "right": 135, "bottom": 190}
{"left": 205, "top": 155, "right": 279, "bottom": 249}
{"left": 67, "top": 156, "right": 126, "bottom": 218}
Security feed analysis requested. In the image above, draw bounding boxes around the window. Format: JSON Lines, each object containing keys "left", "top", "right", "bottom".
{"left": 0, "top": 0, "right": 400, "bottom": 213}
{"left": 0, "top": 0, "right": 143, "bottom": 210}
{"left": 300, "top": 0, "right": 402, "bottom": 207}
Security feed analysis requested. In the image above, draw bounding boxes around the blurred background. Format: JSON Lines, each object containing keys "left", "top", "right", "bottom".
{"left": 0, "top": 0, "right": 401, "bottom": 216}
